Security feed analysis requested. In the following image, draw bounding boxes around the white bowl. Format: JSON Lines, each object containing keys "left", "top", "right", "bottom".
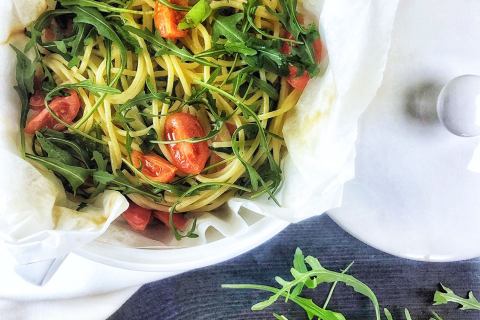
{"left": 77, "top": 215, "right": 289, "bottom": 271}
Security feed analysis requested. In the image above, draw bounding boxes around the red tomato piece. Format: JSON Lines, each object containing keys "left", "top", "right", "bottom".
{"left": 29, "top": 91, "right": 46, "bottom": 110}
{"left": 164, "top": 112, "right": 210, "bottom": 175}
{"left": 24, "top": 90, "right": 81, "bottom": 134}
{"left": 123, "top": 202, "right": 152, "bottom": 231}
{"left": 280, "top": 31, "right": 293, "bottom": 55}
{"left": 286, "top": 65, "right": 310, "bottom": 91}
{"left": 313, "top": 38, "right": 324, "bottom": 63}
{"left": 154, "top": 0, "right": 188, "bottom": 40}
{"left": 281, "top": 42, "right": 291, "bottom": 55}
{"left": 131, "top": 150, "right": 177, "bottom": 183}
{"left": 153, "top": 211, "right": 188, "bottom": 231}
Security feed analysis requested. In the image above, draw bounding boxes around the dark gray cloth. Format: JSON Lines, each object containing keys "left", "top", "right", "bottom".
{"left": 109, "top": 215, "right": 480, "bottom": 319}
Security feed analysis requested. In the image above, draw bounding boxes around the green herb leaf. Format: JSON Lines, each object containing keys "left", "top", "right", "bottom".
{"left": 26, "top": 154, "right": 93, "bottom": 193}
{"left": 223, "top": 283, "right": 345, "bottom": 320}
{"left": 60, "top": 0, "right": 148, "bottom": 15}
{"left": 252, "top": 76, "right": 279, "bottom": 100}
{"left": 90, "top": 151, "right": 109, "bottom": 197}
{"left": 124, "top": 26, "right": 217, "bottom": 67}
{"left": 50, "top": 80, "right": 122, "bottom": 97}
{"left": 433, "top": 284, "right": 480, "bottom": 310}
{"left": 384, "top": 308, "right": 394, "bottom": 320}
{"left": 212, "top": 13, "right": 245, "bottom": 43}
{"left": 178, "top": 0, "right": 212, "bottom": 30}
{"left": 11, "top": 45, "right": 36, "bottom": 156}
{"left": 36, "top": 132, "right": 77, "bottom": 165}
{"left": 278, "top": 0, "right": 307, "bottom": 39}
{"left": 224, "top": 42, "right": 257, "bottom": 56}
{"left": 70, "top": 7, "right": 125, "bottom": 52}
{"left": 245, "top": 39, "right": 288, "bottom": 76}
{"left": 93, "top": 170, "right": 164, "bottom": 202}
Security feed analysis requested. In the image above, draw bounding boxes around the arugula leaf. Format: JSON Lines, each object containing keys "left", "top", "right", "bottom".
{"left": 69, "top": 23, "right": 91, "bottom": 58}
{"left": 11, "top": 45, "right": 36, "bottom": 156}
{"left": 90, "top": 151, "right": 109, "bottom": 197}
{"left": 70, "top": 7, "right": 124, "bottom": 49}
{"left": 124, "top": 26, "right": 217, "bottom": 67}
{"left": 252, "top": 77, "right": 279, "bottom": 100}
{"left": 93, "top": 170, "right": 164, "bottom": 202}
{"left": 384, "top": 308, "right": 394, "bottom": 320}
{"left": 194, "top": 46, "right": 228, "bottom": 58}
{"left": 112, "top": 21, "right": 142, "bottom": 54}
{"left": 212, "top": 13, "right": 245, "bottom": 43}
{"left": 178, "top": 0, "right": 212, "bottom": 30}
{"left": 60, "top": 0, "right": 147, "bottom": 15}
{"left": 224, "top": 42, "right": 257, "bottom": 56}
{"left": 278, "top": 0, "right": 307, "bottom": 39}
{"left": 433, "top": 284, "right": 480, "bottom": 310}
{"left": 245, "top": 0, "right": 302, "bottom": 44}
{"left": 36, "top": 132, "right": 77, "bottom": 165}
{"left": 53, "top": 40, "right": 68, "bottom": 54}
{"left": 48, "top": 80, "right": 121, "bottom": 97}
{"left": 245, "top": 39, "right": 288, "bottom": 76}
{"left": 26, "top": 154, "right": 93, "bottom": 193}
{"left": 223, "top": 283, "right": 345, "bottom": 320}
{"left": 44, "top": 134, "right": 92, "bottom": 167}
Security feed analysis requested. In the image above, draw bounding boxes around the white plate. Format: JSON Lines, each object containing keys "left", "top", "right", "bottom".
{"left": 330, "top": 0, "right": 480, "bottom": 262}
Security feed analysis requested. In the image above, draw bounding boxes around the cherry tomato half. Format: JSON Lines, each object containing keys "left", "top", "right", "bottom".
{"left": 154, "top": 0, "right": 188, "bottom": 40}
{"left": 153, "top": 211, "right": 188, "bottom": 231}
{"left": 164, "top": 112, "right": 210, "bottom": 175}
{"left": 25, "top": 90, "right": 81, "bottom": 134}
{"left": 123, "top": 202, "right": 152, "bottom": 231}
{"left": 131, "top": 150, "right": 177, "bottom": 183}
{"left": 287, "top": 65, "right": 310, "bottom": 90}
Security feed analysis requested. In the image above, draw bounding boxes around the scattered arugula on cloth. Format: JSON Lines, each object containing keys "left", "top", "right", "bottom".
{"left": 223, "top": 248, "right": 480, "bottom": 319}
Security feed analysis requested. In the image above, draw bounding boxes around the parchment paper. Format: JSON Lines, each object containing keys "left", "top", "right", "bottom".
{"left": 0, "top": 0, "right": 399, "bottom": 283}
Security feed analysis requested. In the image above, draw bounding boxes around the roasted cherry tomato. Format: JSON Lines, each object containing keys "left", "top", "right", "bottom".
{"left": 280, "top": 31, "right": 293, "bottom": 55}
{"left": 154, "top": 0, "right": 188, "bottom": 40}
{"left": 25, "top": 90, "right": 81, "bottom": 134}
{"left": 123, "top": 202, "right": 152, "bottom": 231}
{"left": 286, "top": 65, "right": 310, "bottom": 90}
{"left": 131, "top": 150, "right": 177, "bottom": 183}
{"left": 153, "top": 211, "right": 188, "bottom": 230}
{"left": 29, "top": 91, "right": 46, "bottom": 110}
{"left": 164, "top": 112, "right": 210, "bottom": 175}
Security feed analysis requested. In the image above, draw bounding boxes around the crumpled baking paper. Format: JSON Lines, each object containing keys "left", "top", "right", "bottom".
{"left": 0, "top": 0, "right": 398, "bottom": 284}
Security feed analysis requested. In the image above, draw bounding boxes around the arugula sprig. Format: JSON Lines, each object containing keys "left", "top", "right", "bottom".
{"left": 433, "top": 284, "right": 480, "bottom": 310}
{"left": 224, "top": 248, "right": 380, "bottom": 320}
{"left": 224, "top": 249, "right": 459, "bottom": 320}
{"left": 124, "top": 26, "right": 217, "bottom": 67}
{"left": 11, "top": 46, "right": 36, "bottom": 156}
